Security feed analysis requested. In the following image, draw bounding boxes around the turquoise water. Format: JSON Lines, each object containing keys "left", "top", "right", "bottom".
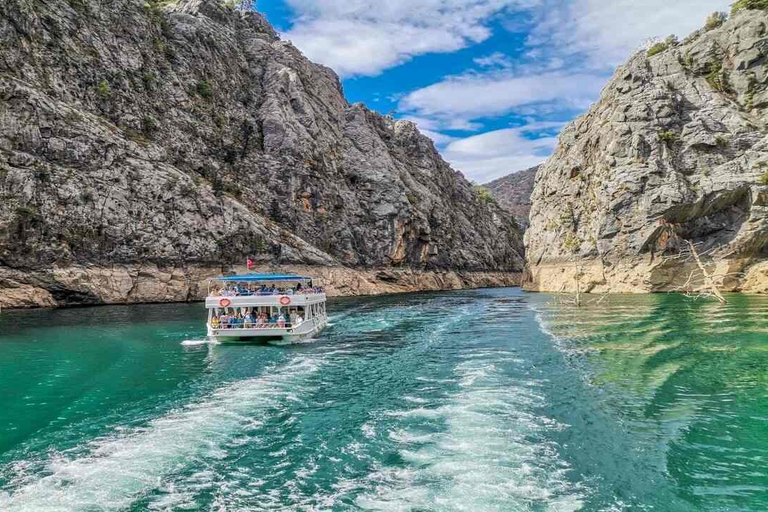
{"left": 0, "top": 289, "right": 766, "bottom": 511}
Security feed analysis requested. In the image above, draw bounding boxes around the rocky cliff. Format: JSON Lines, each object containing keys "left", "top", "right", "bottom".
{"left": 0, "top": 0, "right": 524, "bottom": 308}
{"left": 525, "top": 8, "right": 768, "bottom": 294}
{"left": 484, "top": 165, "right": 540, "bottom": 230}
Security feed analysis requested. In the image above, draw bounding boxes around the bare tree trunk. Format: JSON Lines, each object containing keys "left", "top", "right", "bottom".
{"left": 686, "top": 240, "right": 727, "bottom": 304}
{"left": 574, "top": 273, "right": 582, "bottom": 307}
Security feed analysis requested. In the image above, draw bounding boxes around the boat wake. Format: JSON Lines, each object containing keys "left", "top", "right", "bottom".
{"left": 355, "top": 354, "right": 587, "bottom": 511}
{"left": 0, "top": 357, "right": 321, "bottom": 512}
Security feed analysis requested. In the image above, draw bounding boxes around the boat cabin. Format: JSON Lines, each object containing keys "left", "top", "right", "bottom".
{"left": 205, "top": 274, "right": 327, "bottom": 342}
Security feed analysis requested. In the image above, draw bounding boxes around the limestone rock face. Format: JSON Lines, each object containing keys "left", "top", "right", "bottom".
{"left": 0, "top": 0, "right": 523, "bottom": 307}
{"left": 525, "top": 10, "right": 768, "bottom": 294}
{"left": 484, "top": 165, "right": 540, "bottom": 230}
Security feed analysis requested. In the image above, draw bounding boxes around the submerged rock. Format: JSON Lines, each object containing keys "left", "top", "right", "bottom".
{"left": 0, "top": 0, "right": 524, "bottom": 307}
{"left": 525, "top": 9, "right": 768, "bottom": 294}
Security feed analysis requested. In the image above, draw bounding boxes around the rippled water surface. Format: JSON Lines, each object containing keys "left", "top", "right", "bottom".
{"left": 0, "top": 289, "right": 766, "bottom": 511}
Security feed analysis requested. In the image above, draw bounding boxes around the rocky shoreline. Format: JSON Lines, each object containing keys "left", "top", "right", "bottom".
{"left": 0, "top": 264, "right": 521, "bottom": 309}
{"left": 522, "top": 259, "right": 768, "bottom": 295}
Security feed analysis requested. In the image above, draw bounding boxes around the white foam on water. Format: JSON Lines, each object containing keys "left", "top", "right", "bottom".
{"left": 402, "top": 395, "right": 428, "bottom": 404}
{"left": 180, "top": 338, "right": 218, "bottom": 346}
{"left": 0, "top": 357, "right": 321, "bottom": 512}
{"left": 356, "top": 357, "right": 587, "bottom": 512}
{"left": 361, "top": 422, "right": 376, "bottom": 439}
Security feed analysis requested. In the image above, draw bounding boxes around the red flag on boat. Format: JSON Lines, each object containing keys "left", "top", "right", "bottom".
{"left": 247, "top": 258, "right": 254, "bottom": 271}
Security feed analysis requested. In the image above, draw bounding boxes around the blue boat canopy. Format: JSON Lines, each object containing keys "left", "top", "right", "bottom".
{"left": 216, "top": 274, "right": 312, "bottom": 282}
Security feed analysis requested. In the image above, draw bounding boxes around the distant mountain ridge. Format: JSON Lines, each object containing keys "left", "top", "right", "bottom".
{"left": 484, "top": 165, "right": 541, "bottom": 230}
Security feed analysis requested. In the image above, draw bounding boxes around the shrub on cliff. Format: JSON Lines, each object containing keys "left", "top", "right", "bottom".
{"left": 658, "top": 130, "right": 679, "bottom": 145}
{"left": 472, "top": 184, "right": 495, "bottom": 205}
{"left": 647, "top": 42, "right": 668, "bottom": 57}
{"left": 196, "top": 79, "right": 213, "bottom": 99}
{"left": 732, "top": 0, "right": 768, "bottom": 15}
{"left": 96, "top": 80, "right": 111, "bottom": 100}
{"left": 705, "top": 11, "right": 728, "bottom": 30}
{"left": 706, "top": 60, "right": 731, "bottom": 92}
{"left": 759, "top": 170, "right": 768, "bottom": 186}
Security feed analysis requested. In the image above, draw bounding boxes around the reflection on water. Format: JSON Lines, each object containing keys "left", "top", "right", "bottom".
{"left": 534, "top": 293, "right": 768, "bottom": 510}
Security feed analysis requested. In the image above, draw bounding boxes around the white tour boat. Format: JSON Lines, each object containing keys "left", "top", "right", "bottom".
{"left": 205, "top": 274, "right": 327, "bottom": 343}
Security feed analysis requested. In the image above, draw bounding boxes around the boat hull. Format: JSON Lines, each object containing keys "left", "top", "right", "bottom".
{"left": 210, "top": 318, "right": 327, "bottom": 344}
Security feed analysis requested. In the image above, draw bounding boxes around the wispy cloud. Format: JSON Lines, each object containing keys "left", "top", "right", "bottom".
{"left": 473, "top": 52, "right": 514, "bottom": 68}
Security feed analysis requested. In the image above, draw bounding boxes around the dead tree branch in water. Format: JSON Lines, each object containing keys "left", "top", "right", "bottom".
{"left": 549, "top": 261, "right": 610, "bottom": 308}
{"left": 658, "top": 221, "right": 742, "bottom": 304}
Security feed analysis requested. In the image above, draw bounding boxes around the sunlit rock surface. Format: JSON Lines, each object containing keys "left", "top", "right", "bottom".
{"left": 525, "top": 10, "right": 768, "bottom": 294}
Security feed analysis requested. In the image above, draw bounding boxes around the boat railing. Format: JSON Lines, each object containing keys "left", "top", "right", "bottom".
{"left": 210, "top": 320, "right": 311, "bottom": 330}
{"left": 210, "top": 290, "right": 325, "bottom": 298}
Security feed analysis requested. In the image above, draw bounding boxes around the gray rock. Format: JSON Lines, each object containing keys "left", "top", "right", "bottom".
{"left": 0, "top": 0, "right": 524, "bottom": 307}
{"left": 484, "top": 165, "right": 541, "bottom": 230}
{"left": 525, "top": 10, "right": 768, "bottom": 293}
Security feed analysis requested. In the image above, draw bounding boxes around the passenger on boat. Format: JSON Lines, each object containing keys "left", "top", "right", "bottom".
{"left": 244, "top": 313, "right": 254, "bottom": 327}
{"left": 277, "top": 314, "right": 286, "bottom": 328}
{"left": 211, "top": 316, "right": 221, "bottom": 329}
{"left": 220, "top": 312, "right": 230, "bottom": 328}
{"left": 290, "top": 310, "right": 298, "bottom": 326}
{"left": 296, "top": 313, "right": 303, "bottom": 324}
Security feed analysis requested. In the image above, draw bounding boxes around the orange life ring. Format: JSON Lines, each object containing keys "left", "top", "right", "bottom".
{"left": 219, "top": 297, "right": 232, "bottom": 308}
{"left": 279, "top": 296, "right": 291, "bottom": 306}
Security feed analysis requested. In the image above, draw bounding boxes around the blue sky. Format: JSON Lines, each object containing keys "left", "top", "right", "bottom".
{"left": 258, "top": 0, "right": 730, "bottom": 183}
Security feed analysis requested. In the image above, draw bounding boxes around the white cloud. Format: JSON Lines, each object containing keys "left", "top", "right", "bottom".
{"left": 442, "top": 123, "right": 562, "bottom": 182}
{"left": 400, "top": 70, "right": 606, "bottom": 121}
{"left": 527, "top": 0, "right": 730, "bottom": 68}
{"left": 280, "top": 0, "right": 539, "bottom": 77}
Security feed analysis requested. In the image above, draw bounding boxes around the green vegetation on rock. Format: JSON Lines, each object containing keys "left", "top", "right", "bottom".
{"left": 658, "top": 130, "right": 679, "bottom": 145}
{"left": 473, "top": 184, "right": 496, "bottom": 205}
{"left": 647, "top": 42, "right": 668, "bottom": 57}
{"left": 648, "top": 35, "right": 678, "bottom": 57}
{"left": 705, "top": 11, "right": 728, "bottom": 30}
{"left": 196, "top": 79, "right": 213, "bottom": 99}
{"left": 732, "top": 0, "right": 768, "bottom": 15}
{"left": 96, "top": 79, "right": 111, "bottom": 100}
